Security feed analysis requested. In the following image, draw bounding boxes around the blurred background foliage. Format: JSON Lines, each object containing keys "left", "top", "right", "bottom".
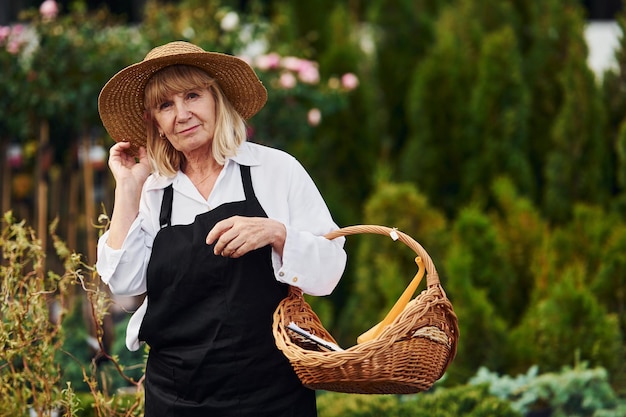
{"left": 3, "top": 0, "right": 626, "bottom": 415}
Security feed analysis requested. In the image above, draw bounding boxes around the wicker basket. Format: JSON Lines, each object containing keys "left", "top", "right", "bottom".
{"left": 272, "top": 225, "right": 459, "bottom": 394}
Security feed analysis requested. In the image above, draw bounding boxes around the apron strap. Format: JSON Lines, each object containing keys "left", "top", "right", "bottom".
{"left": 240, "top": 165, "right": 254, "bottom": 201}
{"left": 159, "top": 184, "right": 174, "bottom": 228}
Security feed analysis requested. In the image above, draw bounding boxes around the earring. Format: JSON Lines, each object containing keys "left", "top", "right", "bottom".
{"left": 159, "top": 132, "right": 166, "bottom": 140}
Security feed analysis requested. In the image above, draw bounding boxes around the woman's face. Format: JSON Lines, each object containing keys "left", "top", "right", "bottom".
{"left": 152, "top": 87, "right": 217, "bottom": 156}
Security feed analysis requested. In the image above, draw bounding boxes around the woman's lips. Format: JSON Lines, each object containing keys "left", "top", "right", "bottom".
{"left": 178, "top": 125, "right": 199, "bottom": 135}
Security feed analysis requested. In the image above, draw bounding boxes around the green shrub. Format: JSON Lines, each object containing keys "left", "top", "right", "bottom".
{"left": 0, "top": 213, "right": 73, "bottom": 415}
{"left": 470, "top": 364, "right": 626, "bottom": 416}
{"left": 317, "top": 392, "right": 398, "bottom": 417}
{"left": 317, "top": 384, "right": 521, "bottom": 417}
{"left": 0, "top": 212, "right": 144, "bottom": 416}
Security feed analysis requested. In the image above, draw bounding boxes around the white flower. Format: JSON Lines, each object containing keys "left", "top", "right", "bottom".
{"left": 182, "top": 26, "right": 195, "bottom": 39}
{"left": 239, "top": 38, "right": 267, "bottom": 59}
{"left": 221, "top": 11, "right": 240, "bottom": 32}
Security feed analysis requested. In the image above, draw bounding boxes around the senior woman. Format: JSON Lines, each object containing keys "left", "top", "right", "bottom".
{"left": 96, "top": 41, "right": 346, "bottom": 417}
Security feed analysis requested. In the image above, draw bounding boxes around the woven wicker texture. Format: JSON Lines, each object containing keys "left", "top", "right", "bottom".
{"left": 98, "top": 41, "right": 267, "bottom": 156}
{"left": 273, "top": 225, "right": 459, "bottom": 394}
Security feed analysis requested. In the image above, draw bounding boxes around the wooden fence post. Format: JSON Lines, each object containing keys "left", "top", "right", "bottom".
{"left": 36, "top": 120, "right": 50, "bottom": 264}
{"left": 1, "top": 140, "right": 10, "bottom": 216}
{"left": 81, "top": 134, "right": 96, "bottom": 264}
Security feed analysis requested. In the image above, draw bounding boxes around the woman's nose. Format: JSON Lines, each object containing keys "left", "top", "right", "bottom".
{"left": 175, "top": 102, "right": 192, "bottom": 121}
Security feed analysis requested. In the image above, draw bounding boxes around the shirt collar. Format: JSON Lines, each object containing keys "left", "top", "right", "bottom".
{"left": 228, "top": 141, "right": 260, "bottom": 167}
{"left": 144, "top": 141, "right": 259, "bottom": 191}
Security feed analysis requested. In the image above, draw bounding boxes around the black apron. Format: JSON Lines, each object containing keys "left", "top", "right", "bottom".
{"left": 139, "top": 165, "right": 316, "bottom": 417}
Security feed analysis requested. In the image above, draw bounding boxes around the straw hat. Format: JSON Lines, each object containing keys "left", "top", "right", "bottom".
{"left": 98, "top": 41, "right": 268, "bottom": 154}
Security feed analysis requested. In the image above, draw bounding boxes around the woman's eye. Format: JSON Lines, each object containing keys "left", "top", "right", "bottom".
{"left": 158, "top": 101, "right": 172, "bottom": 110}
{"left": 187, "top": 91, "right": 199, "bottom": 99}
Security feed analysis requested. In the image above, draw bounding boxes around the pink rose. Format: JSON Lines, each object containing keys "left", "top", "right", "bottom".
{"left": 307, "top": 108, "right": 322, "bottom": 126}
{"left": 255, "top": 53, "right": 281, "bottom": 71}
{"left": 40, "top": 0, "right": 59, "bottom": 20}
{"left": 279, "top": 72, "right": 297, "bottom": 89}
{"left": 7, "top": 40, "right": 20, "bottom": 54}
{"left": 298, "top": 62, "right": 319, "bottom": 84}
{"left": 341, "top": 73, "right": 359, "bottom": 90}
{"left": 281, "top": 56, "right": 303, "bottom": 72}
{"left": 11, "top": 24, "right": 24, "bottom": 36}
{"left": 0, "top": 26, "right": 10, "bottom": 44}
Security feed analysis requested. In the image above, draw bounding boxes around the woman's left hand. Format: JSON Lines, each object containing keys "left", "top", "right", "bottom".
{"left": 206, "top": 216, "right": 286, "bottom": 258}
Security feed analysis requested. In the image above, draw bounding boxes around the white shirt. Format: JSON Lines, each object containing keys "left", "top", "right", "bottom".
{"left": 96, "top": 141, "right": 346, "bottom": 350}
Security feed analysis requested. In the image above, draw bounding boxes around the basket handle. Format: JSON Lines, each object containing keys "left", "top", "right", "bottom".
{"left": 324, "top": 225, "right": 439, "bottom": 286}
{"left": 324, "top": 225, "right": 441, "bottom": 344}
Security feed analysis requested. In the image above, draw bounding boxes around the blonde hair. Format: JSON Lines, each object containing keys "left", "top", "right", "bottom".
{"left": 143, "top": 65, "right": 247, "bottom": 177}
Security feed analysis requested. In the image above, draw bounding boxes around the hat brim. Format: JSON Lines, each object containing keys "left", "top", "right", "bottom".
{"left": 98, "top": 51, "right": 267, "bottom": 155}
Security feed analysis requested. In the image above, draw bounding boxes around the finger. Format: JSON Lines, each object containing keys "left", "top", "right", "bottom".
{"left": 214, "top": 228, "right": 243, "bottom": 255}
{"left": 206, "top": 218, "right": 235, "bottom": 246}
{"left": 115, "top": 141, "right": 132, "bottom": 151}
{"left": 228, "top": 241, "right": 247, "bottom": 258}
{"left": 110, "top": 142, "right": 132, "bottom": 160}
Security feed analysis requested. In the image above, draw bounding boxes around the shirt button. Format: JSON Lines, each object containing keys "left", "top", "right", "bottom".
{"left": 279, "top": 272, "right": 285, "bottom": 277}
{"left": 292, "top": 277, "right": 298, "bottom": 283}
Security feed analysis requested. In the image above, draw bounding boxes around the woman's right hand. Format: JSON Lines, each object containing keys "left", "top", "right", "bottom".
{"left": 108, "top": 141, "right": 151, "bottom": 188}
{"left": 106, "top": 142, "right": 151, "bottom": 250}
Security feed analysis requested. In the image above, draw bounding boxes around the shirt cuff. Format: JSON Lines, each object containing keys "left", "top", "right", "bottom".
{"left": 96, "top": 231, "right": 124, "bottom": 284}
{"left": 273, "top": 225, "right": 345, "bottom": 296}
